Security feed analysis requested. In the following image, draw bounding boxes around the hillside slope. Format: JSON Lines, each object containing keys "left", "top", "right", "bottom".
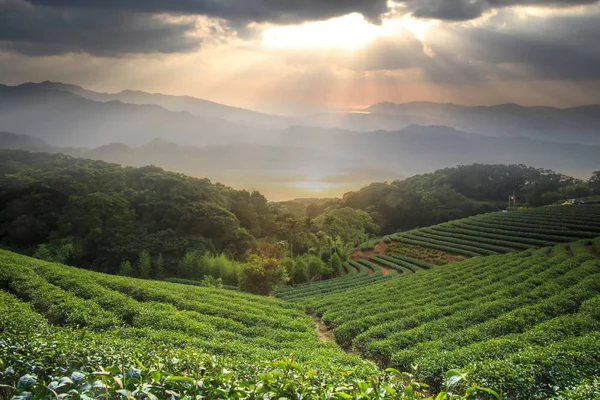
{"left": 306, "top": 239, "right": 600, "bottom": 398}
{"left": 0, "top": 249, "right": 500, "bottom": 399}
{"left": 357, "top": 205, "right": 600, "bottom": 262}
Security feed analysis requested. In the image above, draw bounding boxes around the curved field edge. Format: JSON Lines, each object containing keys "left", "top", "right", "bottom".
{"left": 0, "top": 250, "right": 500, "bottom": 400}
{"left": 298, "top": 238, "right": 600, "bottom": 398}
{"left": 3, "top": 238, "right": 600, "bottom": 398}
{"left": 354, "top": 204, "right": 600, "bottom": 265}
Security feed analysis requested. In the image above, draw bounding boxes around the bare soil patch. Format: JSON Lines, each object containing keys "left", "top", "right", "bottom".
{"left": 586, "top": 245, "right": 600, "bottom": 260}
{"left": 374, "top": 241, "right": 391, "bottom": 254}
{"left": 310, "top": 313, "right": 336, "bottom": 343}
{"left": 379, "top": 265, "right": 392, "bottom": 276}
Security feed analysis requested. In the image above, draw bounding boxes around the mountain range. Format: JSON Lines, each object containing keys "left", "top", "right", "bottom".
{"left": 0, "top": 81, "right": 598, "bottom": 199}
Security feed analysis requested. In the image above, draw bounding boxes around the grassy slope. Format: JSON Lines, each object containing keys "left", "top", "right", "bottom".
{"left": 0, "top": 249, "right": 365, "bottom": 367}
{"left": 3, "top": 205, "right": 600, "bottom": 398}
{"left": 303, "top": 240, "right": 600, "bottom": 397}
{"left": 354, "top": 205, "right": 600, "bottom": 260}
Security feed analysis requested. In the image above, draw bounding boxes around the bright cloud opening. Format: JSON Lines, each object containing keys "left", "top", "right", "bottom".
{"left": 262, "top": 13, "right": 381, "bottom": 49}
{"left": 262, "top": 13, "right": 434, "bottom": 50}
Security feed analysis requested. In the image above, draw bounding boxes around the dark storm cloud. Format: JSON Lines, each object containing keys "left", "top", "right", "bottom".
{"left": 347, "top": 7, "right": 600, "bottom": 82}
{"left": 403, "top": 0, "right": 598, "bottom": 21}
{"left": 0, "top": 0, "right": 200, "bottom": 56}
{"left": 438, "top": 10, "right": 600, "bottom": 79}
{"left": 0, "top": 0, "right": 390, "bottom": 56}
{"left": 24, "top": 0, "right": 391, "bottom": 24}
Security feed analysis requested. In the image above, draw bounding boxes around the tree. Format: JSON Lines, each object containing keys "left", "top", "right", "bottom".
{"left": 154, "top": 253, "right": 164, "bottom": 279}
{"left": 590, "top": 171, "right": 600, "bottom": 194}
{"left": 138, "top": 250, "right": 151, "bottom": 279}
{"left": 223, "top": 227, "right": 256, "bottom": 260}
{"left": 202, "top": 275, "right": 223, "bottom": 289}
{"left": 238, "top": 255, "right": 289, "bottom": 295}
{"left": 331, "top": 252, "right": 343, "bottom": 277}
{"left": 32, "top": 243, "right": 73, "bottom": 264}
{"left": 280, "top": 257, "right": 295, "bottom": 280}
{"left": 178, "top": 250, "right": 200, "bottom": 279}
{"left": 33, "top": 244, "right": 53, "bottom": 262}
{"left": 119, "top": 260, "right": 133, "bottom": 276}
{"left": 308, "top": 255, "right": 324, "bottom": 279}
{"left": 293, "top": 257, "right": 309, "bottom": 284}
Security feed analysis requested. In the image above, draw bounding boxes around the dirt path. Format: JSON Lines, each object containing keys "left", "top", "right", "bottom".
{"left": 374, "top": 241, "right": 391, "bottom": 254}
{"left": 353, "top": 240, "right": 465, "bottom": 266}
{"left": 586, "top": 245, "right": 600, "bottom": 260}
{"left": 310, "top": 313, "right": 336, "bottom": 343}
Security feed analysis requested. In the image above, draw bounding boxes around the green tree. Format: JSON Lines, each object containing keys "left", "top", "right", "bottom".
{"left": 293, "top": 257, "right": 309, "bottom": 284}
{"left": 590, "top": 171, "right": 600, "bottom": 194}
{"left": 138, "top": 250, "right": 151, "bottom": 279}
{"left": 33, "top": 244, "right": 53, "bottom": 262}
{"left": 33, "top": 243, "right": 73, "bottom": 264}
{"left": 331, "top": 252, "right": 343, "bottom": 277}
{"left": 308, "top": 255, "right": 324, "bottom": 279}
{"left": 280, "top": 257, "right": 295, "bottom": 280}
{"left": 154, "top": 253, "right": 164, "bottom": 279}
{"left": 119, "top": 260, "right": 133, "bottom": 277}
{"left": 178, "top": 250, "right": 199, "bottom": 279}
{"left": 238, "top": 255, "right": 289, "bottom": 295}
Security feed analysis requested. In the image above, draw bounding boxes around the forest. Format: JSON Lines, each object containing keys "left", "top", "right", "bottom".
{"left": 1, "top": 150, "right": 598, "bottom": 294}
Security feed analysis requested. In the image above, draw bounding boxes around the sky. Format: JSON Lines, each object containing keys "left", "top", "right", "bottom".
{"left": 1, "top": 0, "right": 600, "bottom": 114}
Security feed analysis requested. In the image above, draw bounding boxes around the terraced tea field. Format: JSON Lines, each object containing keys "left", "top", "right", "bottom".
{"left": 354, "top": 205, "right": 600, "bottom": 266}
{"left": 3, "top": 204, "right": 600, "bottom": 399}
{"left": 279, "top": 237, "right": 600, "bottom": 398}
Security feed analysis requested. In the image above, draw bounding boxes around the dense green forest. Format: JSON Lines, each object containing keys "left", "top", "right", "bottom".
{"left": 2, "top": 149, "right": 600, "bottom": 398}
{"left": 1, "top": 150, "right": 598, "bottom": 293}
{"left": 340, "top": 164, "right": 600, "bottom": 234}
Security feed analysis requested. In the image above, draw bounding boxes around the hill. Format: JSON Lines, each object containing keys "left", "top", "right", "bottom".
{"left": 274, "top": 204, "right": 600, "bottom": 397}
{"left": 2, "top": 83, "right": 600, "bottom": 198}
{"left": 0, "top": 150, "right": 280, "bottom": 276}
{"left": 2, "top": 235, "right": 599, "bottom": 398}
{"left": 0, "top": 83, "right": 255, "bottom": 147}
{"left": 363, "top": 101, "right": 600, "bottom": 145}
{"left": 356, "top": 205, "right": 600, "bottom": 260}
{"left": 277, "top": 206, "right": 600, "bottom": 398}
{"left": 0, "top": 250, "right": 376, "bottom": 395}
{"left": 278, "top": 205, "right": 600, "bottom": 303}
{"left": 301, "top": 239, "right": 600, "bottom": 398}
{"left": 0, "top": 249, "right": 506, "bottom": 399}
{"left": 13, "top": 81, "right": 600, "bottom": 146}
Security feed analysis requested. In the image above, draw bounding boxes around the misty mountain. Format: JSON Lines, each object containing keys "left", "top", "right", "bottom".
{"left": 17, "top": 81, "right": 292, "bottom": 129}
{"left": 362, "top": 101, "right": 600, "bottom": 145}
{"left": 0, "top": 83, "right": 263, "bottom": 148}
{"left": 7, "top": 82, "right": 600, "bottom": 147}
{"left": 2, "top": 124, "right": 597, "bottom": 201}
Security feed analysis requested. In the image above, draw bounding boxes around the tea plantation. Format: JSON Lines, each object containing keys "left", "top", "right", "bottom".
{"left": 2, "top": 206, "right": 600, "bottom": 399}
{"left": 359, "top": 205, "right": 600, "bottom": 259}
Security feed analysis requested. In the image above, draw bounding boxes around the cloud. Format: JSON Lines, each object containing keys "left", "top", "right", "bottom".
{"left": 24, "top": 0, "right": 391, "bottom": 24}
{"left": 425, "top": 8, "right": 600, "bottom": 80}
{"left": 0, "top": 0, "right": 202, "bottom": 56}
{"left": 402, "top": 0, "right": 599, "bottom": 21}
{"left": 0, "top": 0, "right": 391, "bottom": 56}
{"left": 327, "top": 6, "right": 600, "bottom": 82}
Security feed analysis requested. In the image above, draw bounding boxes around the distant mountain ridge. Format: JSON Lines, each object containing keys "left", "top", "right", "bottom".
{"left": 0, "top": 83, "right": 259, "bottom": 147}
{"left": 1, "top": 81, "right": 599, "bottom": 199}
{"left": 14, "top": 81, "right": 291, "bottom": 129}
{"left": 4, "top": 81, "right": 600, "bottom": 145}
{"left": 363, "top": 101, "right": 600, "bottom": 144}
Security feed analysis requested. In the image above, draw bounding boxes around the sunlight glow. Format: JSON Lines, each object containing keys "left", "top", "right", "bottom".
{"left": 262, "top": 13, "right": 434, "bottom": 50}
{"left": 263, "top": 13, "right": 379, "bottom": 49}
{"left": 289, "top": 181, "right": 342, "bottom": 192}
